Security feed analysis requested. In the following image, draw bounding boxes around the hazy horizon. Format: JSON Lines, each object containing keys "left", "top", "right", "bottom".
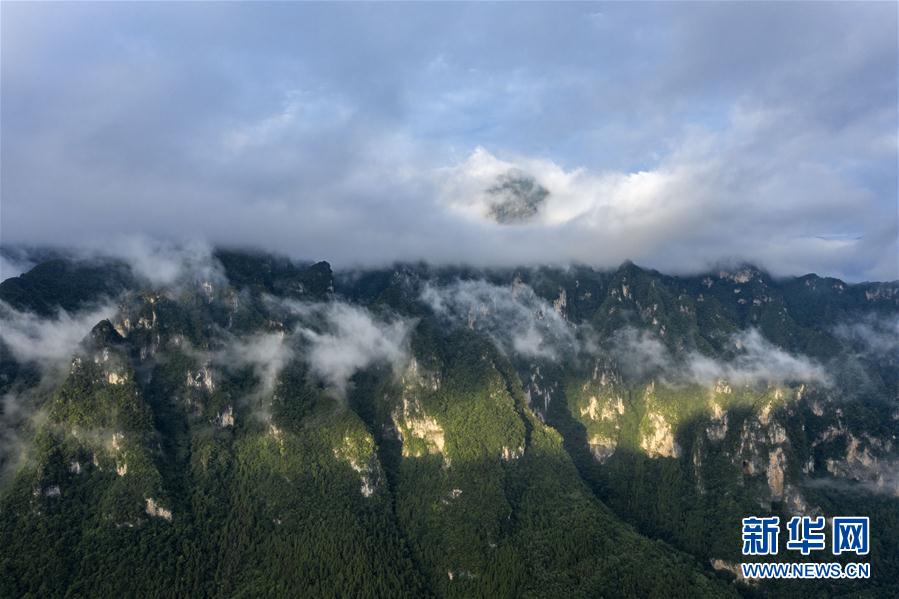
{"left": 3, "top": 239, "right": 898, "bottom": 288}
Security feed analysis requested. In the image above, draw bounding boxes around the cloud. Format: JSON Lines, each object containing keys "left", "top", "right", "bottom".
{"left": 0, "top": 301, "right": 114, "bottom": 481}
{"left": 286, "top": 302, "right": 412, "bottom": 396}
{"left": 0, "top": 301, "right": 117, "bottom": 365}
{"left": 217, "top": 332, "right": 293, "bottom": 397}
{"left": 1, "top": 3, "right": 895, "bottom": 281}
{"left": 420, "top": 280, "right": 829, "bottom": 385}
{"left": 687, "top": 329, "right": 830, "bottom": 387}
{"left": 421, "top": 279, "right": 576, "bottom": 360}
{"left": 609, "top": 326, "right": 831, "bottom": 387}
{"left": 832, "top": 314, "right": 899, "bottom": 358}
{"left": 605, "top": 328, "right": 671, "bottom": 380}
{"left": 0, "top": 249, "right": 36, "bottom": 282}
{"left": 84, "top": 236, "right": 225, "bottom": 289}
{"left": 0, "top": 391, "right": 39, "bottom": 485}
{"left": 804, "top": 461, "right": 899, "bottom": 498}
{"left": 433, "top": 134, "right": 894, "bottom": 280}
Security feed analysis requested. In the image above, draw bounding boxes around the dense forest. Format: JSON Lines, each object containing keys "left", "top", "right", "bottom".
{"left": 1, "top": 249, "right": 896, "bottom": 597}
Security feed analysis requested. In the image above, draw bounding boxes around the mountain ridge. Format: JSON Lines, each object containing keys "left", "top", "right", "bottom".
{"left": 1, "top": 249, "right": 897, "bottom": 597}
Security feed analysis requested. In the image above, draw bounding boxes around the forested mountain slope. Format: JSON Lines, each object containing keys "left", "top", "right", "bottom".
{"left": 1, "top": 250, "right": 896, "bottom": 597}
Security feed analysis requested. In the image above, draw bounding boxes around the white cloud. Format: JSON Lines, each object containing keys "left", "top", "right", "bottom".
{"left": 1, "top": 3, "right": 894, "bottom": 281}
{"left": 606, "top": 328, "right": 671, "bottom": 379}
{"left": 92, "top": 236, "right": 224, "bottom": 288}
{"left": 0, "top": 301, "right": 116, "bottom": 364}
{"left": 832, "top": 314, "right": 899, "bottom": 357}
{"left": 421, "top": 279, "right": 576, "bottom": 360}
{"left": 438, "top": 146, "right": 678, "bottom": 230}
{"left": 609, "top": 326, "right": 831, "bottom": 387}
{"left": 0, "top": 252, "right": 35, "bottom": 282}
{"left": 218, "top": 332, "right": 293, "bottom": 397}
{"left": 0, "top": 300, "right": 117, "bottom": 477}
{"left": 429, "top": 132, "right": 891, "bottom": 281}
{"left": 288, "top": 302, "right": 412, "bottom": 396}
{"left": 687, "top": 329, "right": 830, "bottom": 387}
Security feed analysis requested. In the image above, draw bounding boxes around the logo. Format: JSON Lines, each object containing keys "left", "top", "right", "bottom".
{"left": 741, "top": 516, "right": 780, "bottom": 556}
{"left": 740, "top": 515, "right": 872, "bottom": 580}
{"left": 832, "top": 517, "right": 869, "bottom": 556}
{"left": 786, "top": 516, "right": 826, "bottom": 555}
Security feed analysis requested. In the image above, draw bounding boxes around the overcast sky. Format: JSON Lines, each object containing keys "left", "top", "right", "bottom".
{"left": 1, "top": 2, "right": 896, "bottom": 281}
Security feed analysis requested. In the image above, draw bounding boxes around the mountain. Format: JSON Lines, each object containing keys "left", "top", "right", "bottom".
{"left": 0, "top": 250, "right": 897, "bottom": 598}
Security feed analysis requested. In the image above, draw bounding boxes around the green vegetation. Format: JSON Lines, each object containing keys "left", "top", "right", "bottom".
{"left": 1, "top": 252, "right": 897, "bottom": 597}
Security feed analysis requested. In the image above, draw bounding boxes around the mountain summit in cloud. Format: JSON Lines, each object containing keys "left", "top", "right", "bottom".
{"left": 486, "top": 171, "right": 549, "bottom": 224}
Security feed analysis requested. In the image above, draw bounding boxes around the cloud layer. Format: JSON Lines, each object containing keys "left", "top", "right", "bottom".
{"left": 0, "top": 301, "right": 118, "bottom": 479}
{"left": 1, "top": 3, "right": 896, "bottom": 281}
{"left": 422, "top": 279, "right": 576, "bottom": 360}
{"left": 609, "top": 327, "right": 831, "bottom": 388}
{"left": 0, "top": 301, "right": 117, "bottom": 365}
{"left": 832, "top": 314, "right": 899, "bottom": 358}
{"left": 288, "top": 302, "right": 412, "bottom": 396}
{"left": 218, "top": 332, "right": 293, "bottom": 399}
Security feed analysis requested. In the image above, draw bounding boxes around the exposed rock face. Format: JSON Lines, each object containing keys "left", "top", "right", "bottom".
{"left": 579, "top": 363, "right": 626, "bottom": 463}
{"left": 707, "top": 402, "right": 728, "bottom": 441}
{"left": 333, "top": 435, "right": 380, "bottom": 498}
{"left": 827, "top": 434, "right": 876, "bottom": 473}
{"left": 588, "top": 434, "right": 617, "bottom": 462}
{"left": 446, "top": 569, "right": 476, "bottom": 582}
{"left": 395, "top": 399, "right": 445, "bottom": 457}
{"left": 107, "top": 372, "right": 126, "bottom": 385}
{"left": 710, "top": 559, "right": 745, "bottom": 581}
{"left": 758, "top": 402, "right": 775, "bottom": 426}
{"left": 402, "top": 358, "right": 441, "bottom": 391}
{"left": 822, "top": 432, "right": 899, "bottom": 496}
{"left": 525, "top": 365, "right": 556, "bottom": 421}
{"left": 580, "top": 395, "right": 624, "bottom": 422}
{"left": 591, "top": 360, "right": 621, "bottom": 386}
{"left": 113, "top": 318, "right": 132, "bottom": 338}
{"left": 393, "top": 360, "right": 446, "bottom": 457}
{"left": 553, "top": 288, "right": 567, "bottom": 316}
{"left": 216, "top": 406, "right": 235, "bottom": 428}
{"left": 89, "top": 345, "right": 131, "bottom": 386}
{"left": 500, "top": 445, "right": 524, "bottom": 461}
{"left": 783, "top": 485, "right": 813, "bottom": 516}
{"left": 737, "top": 409, "right": 789, "bottom": 480}
{"left": 187, "top": 366, "right": 215, "bottom": 393}
{"left": 692, "top": 442, "right": 705, "bottom": 494}
{"left": 767, "top": 447, "right": 786, "bottom": 499}
{"left": 145, "top": 497, "right": 172, "bottom": 521}
{"left": 641, "top": 411, "right": 680, "bottom": 458}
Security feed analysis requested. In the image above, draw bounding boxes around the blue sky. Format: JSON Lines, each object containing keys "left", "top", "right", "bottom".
{"left": 1, "top": 2, "right": 896, "bottom": 280}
